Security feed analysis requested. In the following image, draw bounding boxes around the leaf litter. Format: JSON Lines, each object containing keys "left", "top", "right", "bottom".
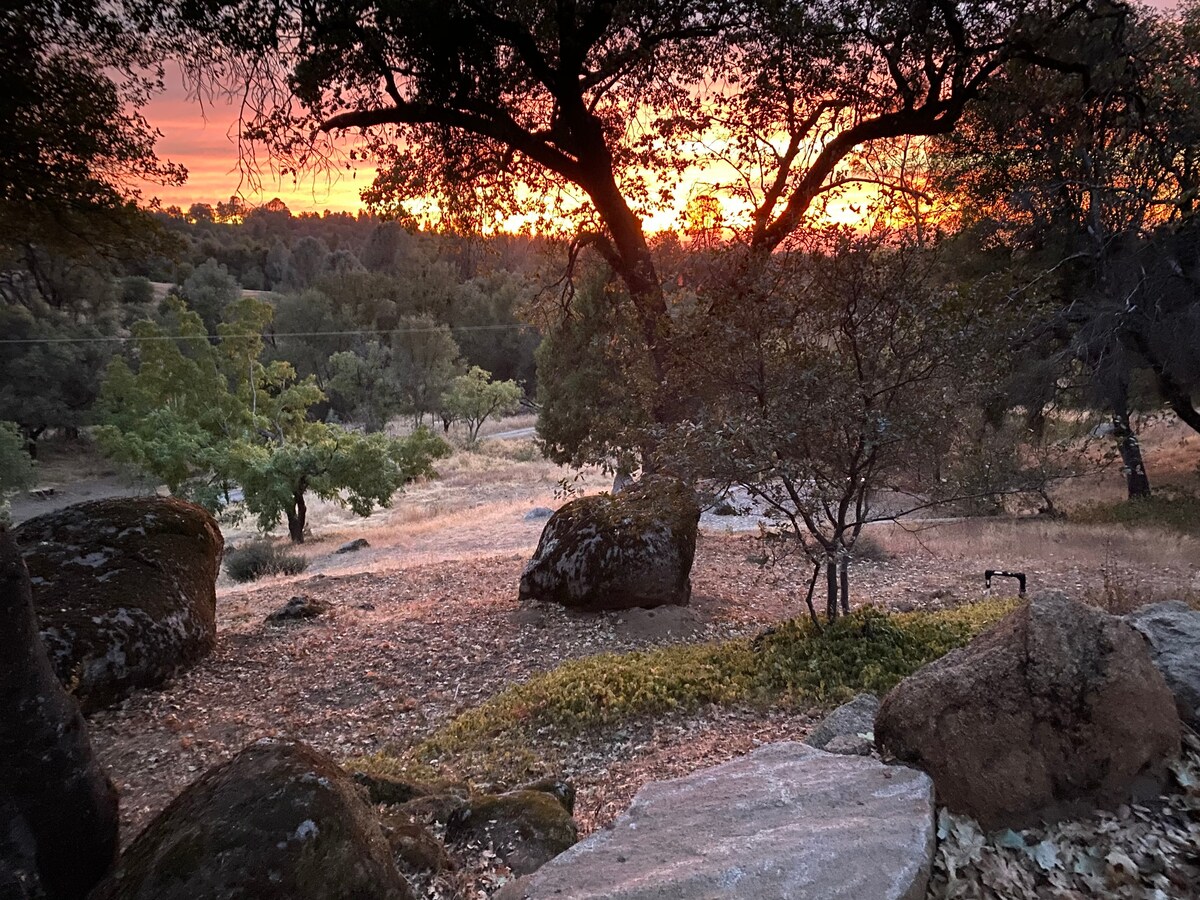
{"left": 929, "top": 731, "right": 1200, "bottom": 899}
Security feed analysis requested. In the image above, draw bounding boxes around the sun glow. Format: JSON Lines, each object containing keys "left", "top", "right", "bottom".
{"left": 137, "top": 71, "right": 937, "bottom": 237}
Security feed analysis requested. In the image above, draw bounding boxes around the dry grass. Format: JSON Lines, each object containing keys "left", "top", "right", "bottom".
{"left": 878, "top": 517, "right": 1200, "bottom": 574}
{"left": 217, "top": 434, "right": 612, "bottom": 590}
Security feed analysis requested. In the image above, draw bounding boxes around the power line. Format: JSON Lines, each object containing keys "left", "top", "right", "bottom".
{"left": 0, "top": 323, "right": 538, "bottom": 346}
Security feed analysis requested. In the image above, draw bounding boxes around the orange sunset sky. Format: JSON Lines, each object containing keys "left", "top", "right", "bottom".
{"left": 139, "top": 0, "right": 1180, "bottom": 226}
{"left": 140, "top": 69, "right": 763, "bottom": 232}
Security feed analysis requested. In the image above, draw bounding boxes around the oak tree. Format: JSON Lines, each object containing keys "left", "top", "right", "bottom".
{"left": 162, "top": 0, "right": 1114, "bottom": 465}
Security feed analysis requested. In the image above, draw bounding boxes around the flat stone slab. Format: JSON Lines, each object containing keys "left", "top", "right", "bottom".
{"left": 504, "top": 742, "right": 934, "bottom": 900}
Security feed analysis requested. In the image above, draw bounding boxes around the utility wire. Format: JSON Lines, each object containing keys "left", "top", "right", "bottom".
{"left": 0, "top": 323, "right": 537, "bottom": 346}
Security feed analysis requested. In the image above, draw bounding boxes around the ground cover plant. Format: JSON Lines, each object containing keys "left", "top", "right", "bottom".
{"left": 355, "top": 599, "right": 1020, "bottom": 786}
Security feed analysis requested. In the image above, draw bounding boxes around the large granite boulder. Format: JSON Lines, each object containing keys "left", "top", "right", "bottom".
{"left": 446, "top": 789, "right": 577, "bottom": 876}
{"left": 14, "top": 497, "right": 223, "bottom": 713}
{"left": 498, "top": 742, "right": 934, "bottom": 900}
{"left": 876, "top": 592, "right": 1182, "bottom": 830}
{"left": 0, "top": 528, "right": 119, "bottom": 900}
{"left": 1126, "top": 600, "right": 1200, "bottom": 730}
{"left": 92, "top": 739, "right": 412, "bottom": 900}
{"left": 518, "top": 476, "right": 700, "bottom": 611}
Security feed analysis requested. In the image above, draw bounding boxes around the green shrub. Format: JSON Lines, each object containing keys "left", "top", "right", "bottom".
{"left": 354, "top": 599, "right": 1018, "bottom": 785}
{"left": 751, "top": 604, "right": 1013, "bottom": 703}
{"left": 224, "top": 539, "right": 308, "bottom": 582}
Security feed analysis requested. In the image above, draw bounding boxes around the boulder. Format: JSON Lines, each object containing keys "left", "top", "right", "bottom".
{"left": 351, "top": 771, "right": 431, "bottom": 806}
{"left": 265, "top": 594, "right": 329, "bottom": 624}
{"left": 517, "top": 778, "right": 576, "bottom": 815}
{"left": 0, "top": 528, "right": 119, "bottom": 900}
{"left": 876, "top": 592, "right": 1182, "bottom": 830}
{"left": 823, "top": 733, "right": 874, "bottom": 756}
{"left": 806, "top": 693, "right": 879, "bottom": 752}
{"left": 501, "top": 742, "right": 934, "bottom": 900}
{"left": 13, "top": 497, "right": 222, "bottom": 713}
{"left": 1126, "top": 600, "right": 1200, "bottom": 729}
{"left": 517, "top": 475, "right": 700, "bottom": 611}
{"left": 523, "top": 508, "right": 554, "bottom": 522}
{"left": 446, "top": 790, "right": 578, "bottom": 876}
{"left": 379, "top": 815, "right": 454, "bottom": 874}
{"left": 91, "top": 739, "right": 413, "bottom": 900}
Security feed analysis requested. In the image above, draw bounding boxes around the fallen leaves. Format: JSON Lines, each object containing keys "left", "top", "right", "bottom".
{"left": 929, "top": 732, "right": 1200, "bottom": 899}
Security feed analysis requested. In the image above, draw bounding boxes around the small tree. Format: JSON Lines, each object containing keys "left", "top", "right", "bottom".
{"left": 327, "top": 343, "right": 403, "bottom": 433}
{"left": 441, "top": 366, "right": 523, "bottom": 446}
{"left": 672, "top": 232, "right": 1013, "bottom": 623}
{"left": 178, "top": 258, "right": 241, "bottom": 334}
{"left": 98, "top": 296, "right": 451, "bottom": 541}
{"left": 226, "top": 424, "right": 449, "bottom": 542}
{"left": 0, "top": 421, "right": 35, "bottom": 522}
{"left": 390, "top": 314, "right": 462, "bottom": 426}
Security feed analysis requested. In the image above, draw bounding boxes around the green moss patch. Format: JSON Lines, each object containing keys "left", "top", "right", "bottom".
{"left": 352, "top": 600, "right": 1019, "bottom": 786}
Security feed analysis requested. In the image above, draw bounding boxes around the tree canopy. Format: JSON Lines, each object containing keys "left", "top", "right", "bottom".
{"left": 933, "top": 0, "right": 1200, "bottom": 497}
{"left": 2, "top": 0, "right": 184, "bottom": 258}
{"left": 160, "top": 0, "right": 1120, "bottom": 467}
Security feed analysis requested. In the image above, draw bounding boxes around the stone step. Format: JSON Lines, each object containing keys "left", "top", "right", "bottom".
{"left": 500, "top": 742, "right": 934, "bottom": 900}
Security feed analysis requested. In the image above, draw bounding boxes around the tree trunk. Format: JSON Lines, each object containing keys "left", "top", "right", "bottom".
{"left": 802, "top": 561, "right": 822, "bottom": 630}
{"left": 826, "top": 554, "right": 839, "bottom": 621}
{"left": 286, "top": 490, "right": 307, "bottom": 543}
{"left": 1111, "top": 388, "right": 1151, "bottom": 499}
{"left": 839, "top": 554, "right": 850, "bottom": 617}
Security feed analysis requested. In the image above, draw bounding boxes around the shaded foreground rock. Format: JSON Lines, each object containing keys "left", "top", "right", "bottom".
{"left": 1127, "top": 600, "right": 1200, "bottom": 729}
{"left": 379, "top": 815, "right": 454, "bottom": 874}
{"left": 518, "top": 475, "right": 700, "bottom": 611}
{"left": 806, "top": 692, "right": 879, "bottom": 753}
{"left": 13, "top": 497, "right": 222, "bottom": 713}
{"left": 876, "top": 592, "right": 1182, "bottom": 830}
{"left": 446, "top": 790, "right": 578, "bottom": 876}
{"left": 92, "top": 738, "right": 412, "bottom": 900}
{"left": 500, "top": 743, "right": 934, "bottom": 900}
{"left": 0, "top": 528, "right": 118, "bottom": 900}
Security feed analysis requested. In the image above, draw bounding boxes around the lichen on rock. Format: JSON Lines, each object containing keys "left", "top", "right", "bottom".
{"left": 518, "top": 475, "right": 700, "bottom": 611}
{"left": 13, "top": 497, "right": 223, "bottom": 713}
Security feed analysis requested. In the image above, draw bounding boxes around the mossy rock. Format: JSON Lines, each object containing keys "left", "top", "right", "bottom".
{"left": 91, "top": 739, "right": 412, "bottom": 900}
{"left": 517, "top": 778, "right": 576, "bottom": 815}
{"left": 446, "top": 790, "right": 578, "bottom": 876}
{"left": 518, "top": 476, "right": 700, "bottom": 611}
{"left": 14, "top": 497, "right": 223, "bottom": 713}
{"left": 351, "top": 771, "right": 431, "bottom": 806}
{"left": 379, "top": 814, "right": 454, "bottom": 874}
{"left": 397, "top": 792, "right": 470, "bottom": 825}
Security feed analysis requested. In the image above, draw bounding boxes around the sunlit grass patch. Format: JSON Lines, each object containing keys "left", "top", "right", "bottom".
{"left": 351, "top": 599, "right": 1020, "bottom": 786}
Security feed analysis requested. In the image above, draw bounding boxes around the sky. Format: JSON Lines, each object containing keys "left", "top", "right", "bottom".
{"left": 138, "top": 0, "right": 1183, "bottom": 222}
{"left": 141, "top": 70, "right": 373, "bottom": 214}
